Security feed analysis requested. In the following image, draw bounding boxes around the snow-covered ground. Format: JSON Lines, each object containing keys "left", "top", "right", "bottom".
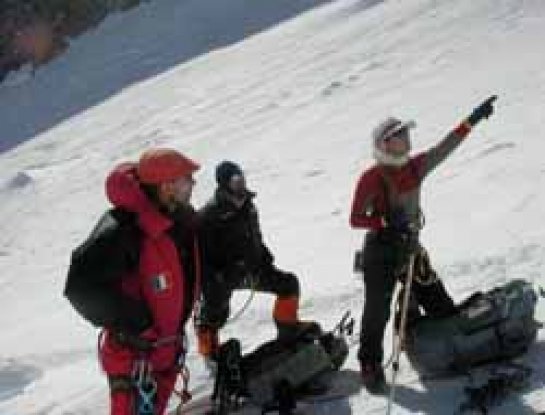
{"left": 1, "top": 0, "right": 544, "bottom": 413}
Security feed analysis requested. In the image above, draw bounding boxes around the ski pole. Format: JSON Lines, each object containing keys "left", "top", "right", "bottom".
{"left": 386, "top": 247, "right": 417, "bottom": 415}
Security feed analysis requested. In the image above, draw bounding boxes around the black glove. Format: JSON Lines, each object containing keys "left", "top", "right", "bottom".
{"left": 467, "top": 95, "right": 497, "bottom": 126}
{"left": 385, "top": 208, "right": 411, "bottom": 234}
{"left": 385, "top": 209, "right": 420, "bottom": 254}
{"left": 113, "top": 331, "right": 154, "bottom": 352}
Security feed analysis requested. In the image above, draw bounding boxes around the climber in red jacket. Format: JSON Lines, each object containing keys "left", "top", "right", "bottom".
{"left": 349, "top": 97, "right": 497, "bottom": 393}
{"left": 65, "top": 148, "right": 201, "bottom": 414}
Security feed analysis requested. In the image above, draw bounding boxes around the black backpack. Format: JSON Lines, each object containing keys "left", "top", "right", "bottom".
{"left": 406, "top": 279, "right": 541, "bottom": 374}
{"left": 64, "top": 208, "right": 152, "bottom": 334}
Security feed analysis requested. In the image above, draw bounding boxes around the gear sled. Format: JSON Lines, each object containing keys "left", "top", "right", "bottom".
{"left": 183, "top": 313, "right": 353, "bottom": 414}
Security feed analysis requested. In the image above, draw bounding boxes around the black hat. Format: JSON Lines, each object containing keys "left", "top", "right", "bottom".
{"left": 215, "top": 161, "right": 243, "bottom": 189}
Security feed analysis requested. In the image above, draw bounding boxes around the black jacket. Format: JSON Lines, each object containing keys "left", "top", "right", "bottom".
{"left": 199, "top": 189, "right": 273, "bottom": 275}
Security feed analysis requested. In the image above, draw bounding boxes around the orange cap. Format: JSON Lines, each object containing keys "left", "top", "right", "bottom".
{"left": 137, "top": 148, "right": 199, "bottom": 184}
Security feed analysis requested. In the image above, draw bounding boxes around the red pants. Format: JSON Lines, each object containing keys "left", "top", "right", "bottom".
{"left": 99, "top": 331, "right": 180, "bottom": 415}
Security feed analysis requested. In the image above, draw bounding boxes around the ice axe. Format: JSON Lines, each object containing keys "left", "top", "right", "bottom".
{"left": 386, "top": 238, "right": 418, "bottom": 415}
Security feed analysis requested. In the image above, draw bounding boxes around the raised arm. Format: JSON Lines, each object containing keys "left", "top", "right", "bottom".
{"left": 423, "top": 96, "right": 497, "bottom": 176}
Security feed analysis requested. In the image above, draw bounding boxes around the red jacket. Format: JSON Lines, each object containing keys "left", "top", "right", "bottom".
{"left": 100, "top": 163, "right": 201, "bottom": 374}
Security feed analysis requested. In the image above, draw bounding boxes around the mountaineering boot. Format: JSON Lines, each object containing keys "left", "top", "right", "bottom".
{"left": 360, "top": 361, "right": 387, "bottom": 394}
{"left": 196, "top": 326, "right": 219, "bottom": 376}
{"left": 273, "top": 296, "right": 322, "bottom": 342}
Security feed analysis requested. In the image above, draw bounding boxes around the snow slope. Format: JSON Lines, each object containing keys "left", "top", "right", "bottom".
{"left": 1, "top": 0, "right": 544, "bottom": 413}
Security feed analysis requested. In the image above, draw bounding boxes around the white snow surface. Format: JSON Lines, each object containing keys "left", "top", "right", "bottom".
{"left": 1, "top": 0, "right": 545, "bottom": 413}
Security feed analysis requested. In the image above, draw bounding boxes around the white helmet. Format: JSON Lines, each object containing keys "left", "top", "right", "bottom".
{"left": 372, "top": 117, "right": 416, "bottom": 167}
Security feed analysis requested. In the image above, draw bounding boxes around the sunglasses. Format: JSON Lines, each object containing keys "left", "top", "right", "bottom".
{"left": 383, "top": 128, "right": 409, "bottom": 142}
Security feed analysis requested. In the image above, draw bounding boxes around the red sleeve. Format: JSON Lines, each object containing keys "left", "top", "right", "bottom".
{"left": 349, "top": 169, "right": 385, "bottom": 230}
{"left": 143, "top": 271, "right": 180, "bottom": 337}
{"left": 140, "top": 239, "right": 184, "bottom": 339}
{"left": 139, "top": 258, "right": 182, "bottom": 370}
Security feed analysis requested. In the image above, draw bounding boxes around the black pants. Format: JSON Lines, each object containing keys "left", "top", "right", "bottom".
{"left": 197, "top": 263, "right": 300, "bottom": 329}
{"left": 357, "top": 233, "right": 456, "bottom": 364}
